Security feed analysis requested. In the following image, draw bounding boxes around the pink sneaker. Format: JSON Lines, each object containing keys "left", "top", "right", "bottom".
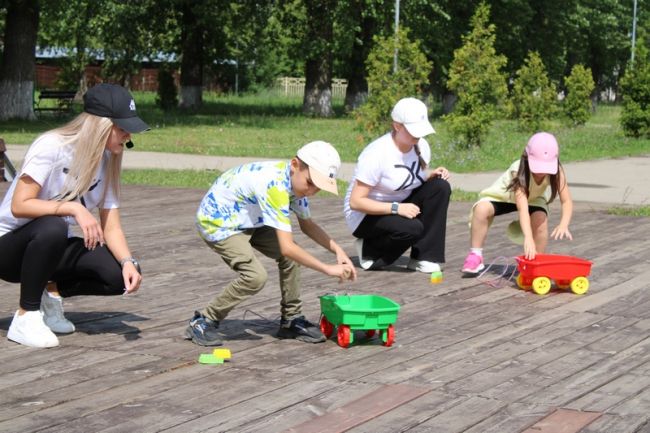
{"left": 462, "top": 252, "right": 485, "bottom": 274}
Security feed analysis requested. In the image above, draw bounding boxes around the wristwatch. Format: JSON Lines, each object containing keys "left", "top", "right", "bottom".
{"left": 391, "top": 202, "right": 399, "bottom": 215}
{"left": 120, "top": 257, "right": 142, "bottom": 274}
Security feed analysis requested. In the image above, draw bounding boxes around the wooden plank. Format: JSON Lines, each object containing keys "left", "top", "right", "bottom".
{"left": 520, "top": 408, "right": 601, "bottom": 433}
{"left": 282, "top": 384, "right": 430, "bottom": 433}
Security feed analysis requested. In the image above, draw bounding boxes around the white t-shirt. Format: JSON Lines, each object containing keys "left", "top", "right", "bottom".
{"left": 343, "top": 132, "right": 431, "bottom": 232}
{"left": 0, "top": 134, "right": 119, "bottom": 237}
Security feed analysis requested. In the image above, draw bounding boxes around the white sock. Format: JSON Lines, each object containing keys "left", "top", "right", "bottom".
{"left": 470, "top": 248, "right": 483, "bottom": 257}
{"left": 46, "top": 291, "right": 62, "bottom": 299}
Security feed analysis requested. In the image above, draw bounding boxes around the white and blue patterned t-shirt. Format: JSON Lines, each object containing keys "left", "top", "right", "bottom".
{"left": 196, "top": 160, "right": 311, "bottom": 243}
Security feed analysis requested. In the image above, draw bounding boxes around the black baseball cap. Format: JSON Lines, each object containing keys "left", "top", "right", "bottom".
{"left": 83, "top": 83, "right": 150, "bottom": 134}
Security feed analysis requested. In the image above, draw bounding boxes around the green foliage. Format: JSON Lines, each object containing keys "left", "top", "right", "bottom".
{"left": 563, "top": 64, "right": 595, "bottom": 126}
{"left": 620, "top": 40, "right": 650, "bottom": 138}
{"left": 156, "top": 66, "right": 178, "bottom": 111}
{"left": 607, "top": 205, "right": 650, "bottom": 218}
{"left": 354, "top": 27, "right": 432, "bottom": 140}
{"left": 509, "top": 51, "right": 556, "bottom": 132}
{"left": 444, "top": 2, "right": 508, "bottom": 147}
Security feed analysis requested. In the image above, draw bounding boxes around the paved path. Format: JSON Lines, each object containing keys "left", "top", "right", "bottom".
{"left": 5, "top": 144, "right": 650, "bottom": 205}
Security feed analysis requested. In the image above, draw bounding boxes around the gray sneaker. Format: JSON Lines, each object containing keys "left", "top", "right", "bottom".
{"left": 277, "top": 316, "right": 326, "bottom": 343}
{"left": 41, "top": 290, "right": 75, "bottom": 334}
{"left": 185, "top": 311, "right": 223, "bottom": 346}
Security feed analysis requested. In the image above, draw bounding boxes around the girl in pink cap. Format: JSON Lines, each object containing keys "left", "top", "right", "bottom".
{"left": 461, "top": 132, "right": 574, "bottom": 275}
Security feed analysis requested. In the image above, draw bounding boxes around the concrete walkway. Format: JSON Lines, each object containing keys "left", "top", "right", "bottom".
{"left": 5, "top": 144, "right": 650, "bottom": 205}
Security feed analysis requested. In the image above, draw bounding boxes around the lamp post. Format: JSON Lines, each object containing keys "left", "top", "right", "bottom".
{"left": 631, "top": 0, "right": 638, "bottom": 65}
{"left": 393, "top": 0, "right": 400, "bottom": 73}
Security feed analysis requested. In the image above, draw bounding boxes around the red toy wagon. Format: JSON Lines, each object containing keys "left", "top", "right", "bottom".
{"left": 515, "top": 254, "right": 592, "bottom": 295}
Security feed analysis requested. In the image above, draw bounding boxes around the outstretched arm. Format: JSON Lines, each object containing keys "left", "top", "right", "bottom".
{"left": 275, "top": 226, "right": 356, "bottom": 283}
{"left": 514, "top": 188, "right": 537, "bottom": 260}
{"left": 100, "top": 207, "right": 142, "bottom": 293}
{"left": 551, "top": 167, "right": 573, "bottom": 240}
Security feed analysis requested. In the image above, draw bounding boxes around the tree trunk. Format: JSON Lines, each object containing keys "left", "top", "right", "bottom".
{"left": 0, "top": 0, "right": 39, "bottom": 121}
{"left": 302, "top": 0, "right": 334, "bottom": 117}
{"left": 179, "top": 1, "right": 203, "bottom": 109}
{"left": 344, "top": 1, "right": 375, "bottom": 112}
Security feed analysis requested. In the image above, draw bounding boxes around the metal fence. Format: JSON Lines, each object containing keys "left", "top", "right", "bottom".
{"left": 274, "top": 77, "right": 348, "bottom": 98}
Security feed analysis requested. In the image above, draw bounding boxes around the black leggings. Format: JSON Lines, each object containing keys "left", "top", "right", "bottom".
{"left": 0, "top": 216, "right": 124, "bottom": 311}
{"left": 353, "top": 177, "right": 451, "bottom": 265}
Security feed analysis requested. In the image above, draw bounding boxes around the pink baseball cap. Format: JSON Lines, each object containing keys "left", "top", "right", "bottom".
{"left": 526, "top": 132, "right": 559, "bottom": 174}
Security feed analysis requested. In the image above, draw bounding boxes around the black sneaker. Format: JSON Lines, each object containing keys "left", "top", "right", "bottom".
{"left": 277, "top": 315, "right": 326, "bottom": 343}
{"left": 185, "top": 311, "right": 223, "bottom": 346}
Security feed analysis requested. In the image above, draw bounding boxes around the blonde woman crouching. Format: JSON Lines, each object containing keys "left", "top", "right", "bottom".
{"left": 0, "top": 84, "right": 149, "bottom": 348}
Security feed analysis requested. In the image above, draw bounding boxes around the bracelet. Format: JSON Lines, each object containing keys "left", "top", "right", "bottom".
{"left": 120, "top": 257, "right": 142, "bottom": 274}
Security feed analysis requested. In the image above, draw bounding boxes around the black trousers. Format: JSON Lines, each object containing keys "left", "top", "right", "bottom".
{"left": 0, "top": 216, "right": 124, "bottom": 311}
{"left": 353, "top": 177, "right": 451, "bottom": 265}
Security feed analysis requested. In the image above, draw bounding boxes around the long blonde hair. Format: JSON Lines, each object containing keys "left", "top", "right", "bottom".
{"left": 48, "top": 113, "right": 122, "bottom": 204}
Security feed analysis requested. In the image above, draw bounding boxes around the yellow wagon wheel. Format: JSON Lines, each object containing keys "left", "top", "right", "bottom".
{"left": 532, "top": 277, "right": 552, "bottom": 295}
{"left": 570, "top": 276, "right": 590, "bottom": 295}
{"left": 516, "top": 274, "right": 528, "bottom": 290}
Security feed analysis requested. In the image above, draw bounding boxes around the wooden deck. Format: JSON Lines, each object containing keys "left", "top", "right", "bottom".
{"left": 1, "top": 183, "right": 650, "bottom": 433}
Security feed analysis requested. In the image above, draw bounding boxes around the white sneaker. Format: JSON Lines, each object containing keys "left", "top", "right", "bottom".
{"left": 7, "top": 310, "right": 59, "bottom": 348}
{"left": 407, "top": 259, "right": 441, "bottom": 273}
{"left": 355, "top": 238, "right": 375, "bottom": 270}
{"left": 41, "top": 290, "right": 75, "bottom": 334}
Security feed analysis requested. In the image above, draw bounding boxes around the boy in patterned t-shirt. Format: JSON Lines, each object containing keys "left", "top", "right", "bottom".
{"left": 186, "top": 141, "right": 357, "bottom": 346}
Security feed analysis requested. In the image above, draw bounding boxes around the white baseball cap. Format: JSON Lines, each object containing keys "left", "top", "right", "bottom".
{"left": 296, "top": 141, "right": 341, "bottom": 195}
{"left": 391, "top": 97, "right": 435, "bottom": 138}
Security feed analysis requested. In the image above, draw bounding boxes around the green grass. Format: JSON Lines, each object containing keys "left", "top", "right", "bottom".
{"left": 3, "top": 92, "right": 649, "bottom": 173}
{"left": 607, "top": 205, "right": 650, "bottom": 217}
{"left": 122, "top": 169, "right": 220, "bottom": 189}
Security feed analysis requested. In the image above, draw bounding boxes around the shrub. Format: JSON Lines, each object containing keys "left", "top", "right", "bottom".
{"left": 510, "top": 51, "right": 557, "bottom": 132}
{"left": 564, "top": 64, "right": 595, "bottom": 126}
{"left": 620, "top": 59, "right": 650, "bottom": 137}
{"left": 354, "top": 27, "right": 432, "bottom": 140}
{"left": 444, "top": 2, "right": 508, "bottom": 147}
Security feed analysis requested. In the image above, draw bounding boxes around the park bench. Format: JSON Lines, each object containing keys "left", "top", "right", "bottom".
{"left": 0, "top": 138, "right": 16, "bottom": 182}
{"left": 34, "top": 89, "right": 77, "bottom": 115}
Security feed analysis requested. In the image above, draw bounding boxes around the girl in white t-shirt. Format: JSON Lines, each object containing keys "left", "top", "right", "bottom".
{"left": 0, "top": 84, "right": 149, "bottom": 348}
{"left": 344, "top": 98, "right": 451, "bottom": 273}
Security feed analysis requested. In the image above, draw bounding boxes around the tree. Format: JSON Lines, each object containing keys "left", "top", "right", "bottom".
{"left": 335, "top": 0, "right": 381, "bottom": 112}
{"left": 444, "top": 2, "right": 507, "bottom": 147}
{"left": 302, "top": 0, "right": 336, "bottom": 117}
{"left": 0, "top": 0, "right": 39, "bottom": 121}
{"left": 355, "top": 27, "right": 431, "bottom": 139}
{"left": 39, "top": 0, "right": 100, "bottom": 94}
{"left": 620, "top": 39, "right": 650, "bottom": 137}
{"left": 510, "top": 51, "right": 557, "bottom": 133}
{"left": 563, "top": 64, "right": 595, "bottom": 126}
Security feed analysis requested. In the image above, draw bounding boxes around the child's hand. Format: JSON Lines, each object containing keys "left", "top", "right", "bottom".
{"left": 328, "top": 264, "right": 357, "bottom": 283}
{"left": 523, "top": 236, "right": 537, "bottom": 260}
{"left": 551, "top": 225, "right": 573, "bottom": 241}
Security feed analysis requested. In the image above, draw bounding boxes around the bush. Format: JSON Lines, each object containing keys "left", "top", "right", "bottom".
{"left": 509, "top": 51, "right": 556, "bottom": 132}
{"left": 620, "top": 59, "right": 650, "bottom": 137}
{"left": 564, "top": 64, "right": 595, "bottom": 126}
{"left": 156, "top": 66, "right": 178, "bottom": 111}
{"left": 354, "top": 27, "right": 432, "bottom": 140}
{"left": 444, "top": 2, "right": 508, "bottom": 147}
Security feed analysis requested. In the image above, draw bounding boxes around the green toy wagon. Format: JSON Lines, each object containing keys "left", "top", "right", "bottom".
{"left": 319, "top": 294, "right": 400, "bottom": 348}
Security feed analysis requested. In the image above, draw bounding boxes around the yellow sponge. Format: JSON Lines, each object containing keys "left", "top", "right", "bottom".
{"left": 430, "top": 271, "right": 443, "bottom": 284}
{"left": 213, "top": 348, "right": 232, "bottom": 360}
